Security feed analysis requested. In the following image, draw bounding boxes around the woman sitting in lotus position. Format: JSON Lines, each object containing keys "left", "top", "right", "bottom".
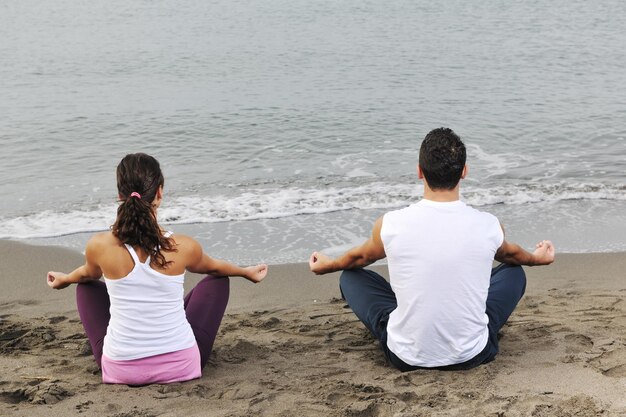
{"left": 47, "top": 153, "right": 267, "bottom": 385}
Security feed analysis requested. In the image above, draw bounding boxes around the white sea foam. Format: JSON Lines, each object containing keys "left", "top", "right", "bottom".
{"left": 465, "top": 143, "right": 524, "bottom": 177}
{"left": 0, "top": 181, "right": 624, "bottom": 239}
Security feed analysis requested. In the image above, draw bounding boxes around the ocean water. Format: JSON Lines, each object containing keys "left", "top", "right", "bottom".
{"left": 1, "top": 0, "right": 625, "bottom": 264}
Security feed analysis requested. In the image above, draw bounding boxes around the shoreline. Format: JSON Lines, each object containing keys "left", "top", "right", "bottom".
{"left": 1, "top": 239, "right": 625, "bottom": 416}
{"left": 3, "top": 238, "right": 626, "bottom": 314}
{"left": 6, "top": 195, "right": 626, "bottom": 264}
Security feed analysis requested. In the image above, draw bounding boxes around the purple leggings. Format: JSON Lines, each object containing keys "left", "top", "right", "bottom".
{"left": 75, "top": 275, "right": 229, "bottom": 369}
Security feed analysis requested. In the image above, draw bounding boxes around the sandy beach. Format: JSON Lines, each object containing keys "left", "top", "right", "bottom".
{"left": 1, "top": 239, "right": 625, "bottom": 416}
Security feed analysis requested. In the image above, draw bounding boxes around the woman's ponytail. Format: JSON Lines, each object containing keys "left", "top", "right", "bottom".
{"left": 111, "top": 153, "right": 175, "bottom": 268}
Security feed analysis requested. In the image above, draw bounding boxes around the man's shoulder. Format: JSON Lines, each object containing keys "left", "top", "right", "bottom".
{"left": 385, "top": 203, "right": 419, "bottom": 215}
{"left": 397, "top": 200, "right": 501, "bottom": 228}
{"left": 382, "top": 204, "right": 415, "bottom": 223}
{"left": 463, "top": 203, "right": 500, "bottom": 223}
{"left": 462, "top": 204, "right": 504, "bottom": 243}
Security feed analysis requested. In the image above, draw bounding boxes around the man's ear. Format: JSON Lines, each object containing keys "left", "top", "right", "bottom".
{"left": 417, "top": 164, "right": 424, "bottom": 179}
{"left": 461, "top": 164, "right": 468, "bottom": 179}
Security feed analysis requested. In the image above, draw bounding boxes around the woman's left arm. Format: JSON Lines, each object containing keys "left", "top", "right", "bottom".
{"left": 185, "top": 237, "right": 267, "bottom": 283}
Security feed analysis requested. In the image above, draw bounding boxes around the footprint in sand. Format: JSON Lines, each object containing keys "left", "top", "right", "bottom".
{"left": 0, "top": 382, "right": 73, "bottom": 405}
{"left": 564, "top": 333, "right": 593, "bottom": 354}
{"left": 589, "top": 348, "right": 626, "bottom": 377}
{"left": 0, "top": 388, "right": 29, "bottom": 404}
{"left": 505, "top": 322, "right": 557, "bottom": 352}
{"left": 218, "top": 340, "right": 268, "bottom": 364}
{"left": 532, "top": 394, "right": 604, "bottom": 417}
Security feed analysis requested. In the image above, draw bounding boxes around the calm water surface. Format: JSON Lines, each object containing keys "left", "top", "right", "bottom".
{"left": 1, "top": 1, "right": 625, "bottom": 263}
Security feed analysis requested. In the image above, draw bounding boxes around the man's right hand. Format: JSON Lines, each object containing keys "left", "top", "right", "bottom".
{"left": 531, "top": 240, "right": 555, "bottom": 265}
{"left": 309, "top": 252, "right": 335, "bottom": 275}
{"left": 309, "top": 217, "right": 386, "bottom": 275}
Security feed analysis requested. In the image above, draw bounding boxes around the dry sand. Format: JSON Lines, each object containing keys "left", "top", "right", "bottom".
{"left": 1, "top": 239, "right": 625, "bottom": 416}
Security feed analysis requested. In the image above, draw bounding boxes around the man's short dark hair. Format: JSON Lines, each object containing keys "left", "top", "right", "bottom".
{"left": 419, "top": 128, "right": 466, "bottom": 190}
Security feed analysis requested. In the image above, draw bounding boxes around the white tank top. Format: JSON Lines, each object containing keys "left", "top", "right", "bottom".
{"left": 381, "top": 199, "right": 504, "bottom": 367}
{"left": 103, "top": 237, "right": 196, "bottom": 361}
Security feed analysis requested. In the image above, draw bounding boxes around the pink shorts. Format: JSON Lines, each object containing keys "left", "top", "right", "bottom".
{"left": 101, "top": 344, "right": 201, "bottom": 385}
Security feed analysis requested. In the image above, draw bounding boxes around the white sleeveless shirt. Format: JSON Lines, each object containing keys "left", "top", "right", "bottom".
{"left": 103, "top": 237, "right": 196, "bottom": 361}
{"left": 381, "top": 199, "right": 503, "bottom": 367}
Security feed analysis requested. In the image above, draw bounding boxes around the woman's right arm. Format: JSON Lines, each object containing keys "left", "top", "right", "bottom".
{"left": 185, "top": 237, "right": 267, "bottom": 284}
{"left": 47, "top": 236, "right": 103, "bottom": 290}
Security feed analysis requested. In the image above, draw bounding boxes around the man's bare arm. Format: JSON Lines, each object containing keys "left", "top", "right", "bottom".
{"left": 495, "top": 231, "right": 555, "bottom": 266}
{"left": 309, "top": 217, "right": 386, "bottom": 275}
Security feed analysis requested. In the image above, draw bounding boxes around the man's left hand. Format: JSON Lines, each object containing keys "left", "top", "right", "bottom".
{"left": 532, "top": 240, "right": 555, "bottom": 265}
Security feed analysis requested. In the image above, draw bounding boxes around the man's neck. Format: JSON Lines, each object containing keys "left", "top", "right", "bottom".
{"left": 422, "top": 184, "right": 460, "bottom": 202}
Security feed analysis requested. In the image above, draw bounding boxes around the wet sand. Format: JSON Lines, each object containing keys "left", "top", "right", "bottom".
{"left": 1, "top": 240, "right": 625, "bottom": 416}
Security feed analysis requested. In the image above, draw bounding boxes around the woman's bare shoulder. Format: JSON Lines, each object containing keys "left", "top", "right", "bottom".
{"left": 85, "top": 232, "right": 128, "bottom": 257}
{"left": 88, "top": 231, "right": 120, "bottom": 246}
{"left": 169, "top": 233, "right": 200, "bottom": 250}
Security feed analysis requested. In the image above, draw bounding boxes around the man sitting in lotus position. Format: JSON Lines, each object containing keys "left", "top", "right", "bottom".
{"left": 309, "top": 128, "right": 555, "bottom": 371}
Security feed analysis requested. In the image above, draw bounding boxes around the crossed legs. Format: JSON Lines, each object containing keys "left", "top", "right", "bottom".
{"left": 76, "top": 275, "right": 229, "bottom": 368}
{"left": 339, "top": 264, "right": 526, "bottom": 371}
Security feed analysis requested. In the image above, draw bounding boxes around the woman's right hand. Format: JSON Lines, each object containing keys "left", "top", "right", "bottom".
{"left": 243, "top": 264, "right": 268, "bottom": 284}
{"left": 47, "top": 271, "right": 71, "bottom": 290}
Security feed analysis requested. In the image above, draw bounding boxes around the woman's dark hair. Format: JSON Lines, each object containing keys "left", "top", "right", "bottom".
{"left": 112, "top": 153, "right": 176, "bottom": 268}
{"left": 419, "top": 128, "right": 466, "bottom": 190}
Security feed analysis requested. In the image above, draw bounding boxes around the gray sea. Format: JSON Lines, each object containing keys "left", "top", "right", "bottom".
{"left": 1, "top": 0, "right": 626, "bottom": 264}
